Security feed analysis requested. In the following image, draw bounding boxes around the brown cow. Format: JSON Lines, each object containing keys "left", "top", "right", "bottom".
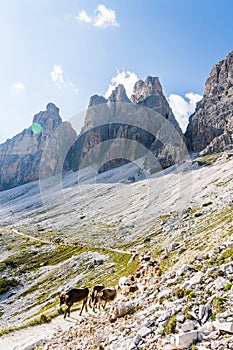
{"left": 59, "top": 287, "right": 89, "bottom": 318}
{"left": 93, "top": 287, "right": 117, "bottom": 312}
{"left": 89, "top": 284, "right": 105, "bottom": 308}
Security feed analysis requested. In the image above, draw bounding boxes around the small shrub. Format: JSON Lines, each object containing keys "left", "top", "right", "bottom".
{"left": 185, "top": 312, "right": 192, "bottom": 320}
{"left": 213, "top": 270, "right": 224, "bottom": 278}
{"left": 224, "top": 283, "right": 232, "bottom": 291}
{"left": 40, "top": 314, "right": 49, "bottom": 322}
{"left": 210, "top": 313, "right": 216, "bottom": 321}
{"left": 159, "top": 296, "right": 165, "bottom": 304}
{"left": 175, "top": 288, "right": 185, "bottom": 299}
{"left": 213, "top": 296, "right": 228, "bottom": 312}
{"left": 164, "top": 315, "right": 177, "bottom": 334}
{"left": 188, "top": 291, "right": 197, "bottom": 299}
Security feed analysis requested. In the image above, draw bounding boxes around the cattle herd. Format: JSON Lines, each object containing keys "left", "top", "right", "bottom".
{"left": 59, "top": 255, "right": 161, "bottom": 319}
{"left": 59, "top": 285, "right": 116, "bottom": 318}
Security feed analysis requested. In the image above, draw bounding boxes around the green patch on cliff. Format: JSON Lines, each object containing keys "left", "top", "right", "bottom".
{"left": 196, "top": 153, "right": 222, "bottom": 166}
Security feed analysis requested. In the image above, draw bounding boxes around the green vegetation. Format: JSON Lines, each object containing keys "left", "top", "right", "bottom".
{"left": 174, "top": 288, "right": 197, "bottom": 300}
{"left": 224, "top": 283, "right": 232, "bottom": 291}
{"left": 210, "top": 313, "right": 216, "bottom": 321}
{"left": 213, "top": 296, "right": 228, "bottom": 313}
{"left": 164, "top": 315, "right": 177, "bottom": 334}
{"left": 208, "top": 248, "right": 233, "bottom": 267}
{"left": 218, "top": 249, "right": 233, "bottom": 265}
{"left": 0, "top": 278, "right": 19, "bottom": 295}
{"left": 191, "top": 345, "right": 198, "bottom": 350}
{"left": 1, "top": 189, "right": 232, "bottom": 338}
{"left": 0, "top": 243, "right": 85, "bottom": 275}
{"left": 196, "top": 153, "right": 221, "bottom": 166}
{"left": 215, "top": 177, "right": 233, "bottom": 187}
{"left": 0, "top": 229, "right": 140, "bottom": 335}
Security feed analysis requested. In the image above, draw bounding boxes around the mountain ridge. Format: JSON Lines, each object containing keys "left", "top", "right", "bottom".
{"left": 1, "top": 50, "right": 233, "bottom": 191}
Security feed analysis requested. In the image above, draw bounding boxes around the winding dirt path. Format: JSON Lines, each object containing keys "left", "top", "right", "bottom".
{"left": 0, "top": 309, "right": 88, "bottom": 350}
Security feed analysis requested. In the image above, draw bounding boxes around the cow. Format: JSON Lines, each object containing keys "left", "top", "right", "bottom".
{"left": 93, "top": 287, "right": 117, "bottom": 312}
{"left": 89, "top": 284, "right": 105, "bottom": 308}
{"left": 59, "top": 287, "right": 89, "bottom": 318}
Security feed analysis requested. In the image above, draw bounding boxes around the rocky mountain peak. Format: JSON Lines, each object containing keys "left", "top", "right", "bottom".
{"left": 130, "top": 76, "right": 182, "bottom": 133}
{"left": 185, "top": 50, "right": 233, "bottom": 154}
{"left": 131, "top": 76, "right": 162, "bottom": 103}
{"left": 32, "top": 102, "right": 62, "bottom": 134}
{"left": 0, "top": 104, "right": 76, "bottom": 191}
{"left": 108, "top": 84, "right": 130, "bottom": 103}
{"left": 67, "top": 76, "right": 185, "bottom": 174}
{"left": 204, "top": 51, "right": 233, "bottom": 97}
{"left": 88, "top": 95, "right": 107, "bottom": 107}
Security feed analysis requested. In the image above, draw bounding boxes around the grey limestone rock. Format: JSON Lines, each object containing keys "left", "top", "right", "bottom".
{"left": 0, "top": 103, "right": 77, "bottom": 191}
{"left": 185, "top": 50, "right": 233, "bottom": 154}
{"left": 67, "top": 76, "right": 185, "bottom": 174}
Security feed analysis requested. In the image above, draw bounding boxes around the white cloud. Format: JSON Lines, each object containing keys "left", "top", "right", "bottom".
{"left": 50, "top": 65, "right": 78, "bottom": 92}
{"left": 76, "top": 10, "right": 92, "bottom": 23}
{"left": 51, "top": 65, "right": 64, "bottom": 90}
{"left": 167, "top": 92, "right": 202, "bottom": 132}
{"left": 105, "top": 70, "right": 138, "bottom": 98}
{"left": 94, "top": 4, "right": 119, "bottom": 28}
{"left": 13, "top": 81, "right": 24, "bottom": 90}
{"left": 76, "top": 4, "right": 119, "bottom": 29}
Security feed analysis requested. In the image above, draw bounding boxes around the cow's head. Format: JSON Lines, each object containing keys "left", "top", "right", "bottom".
{"left": 59, "top": 293, "right": 66, "bottom": 306}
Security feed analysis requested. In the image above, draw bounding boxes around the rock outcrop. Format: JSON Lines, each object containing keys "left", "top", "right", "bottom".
{"left": 186, "top": 50, "right": 233, "bottom": 154}
{"left": 67, "top": 77, "right": 185, "bottom": 174}
{"left": 0, "top": 103, "right": 76, "bottom": 191}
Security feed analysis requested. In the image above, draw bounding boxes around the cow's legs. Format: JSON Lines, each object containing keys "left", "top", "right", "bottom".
{"left": 64, "top": 305, "right": 70, "bottom": 318}
{"left": 80, "top": 298, "right": 86, "bottom": 315}
{"left": 85, "top": 297, "right": 88, "bottom": 312}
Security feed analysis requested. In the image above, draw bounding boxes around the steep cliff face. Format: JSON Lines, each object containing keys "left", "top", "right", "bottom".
{"left": 185, "top": 51, "right": 233, "bottom": 154}
{"left": 131, "top": 76, "right": 180, "bottom": 130}
{"left": 67, "top": 77, "right": 185, "bottom": 174}
{"left": 0, "top": 103, "right": 76, "bottom": 191}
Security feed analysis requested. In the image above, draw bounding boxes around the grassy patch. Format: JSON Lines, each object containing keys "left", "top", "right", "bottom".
{"left": 208, "top": 248, "right": 233, "bottom": 267}
{"left": 196, "top": 153, "right": 221, "bottom": 166}
{"left": 0, "top": 278, "right": 19, "bottom": 295}
{"left": 0, "top": 244, "right": 85, "bottom": 275}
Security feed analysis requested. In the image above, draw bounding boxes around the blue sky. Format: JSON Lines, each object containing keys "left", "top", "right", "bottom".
{"left": 1, "top": 0, "right": 233, "bottom": 143}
